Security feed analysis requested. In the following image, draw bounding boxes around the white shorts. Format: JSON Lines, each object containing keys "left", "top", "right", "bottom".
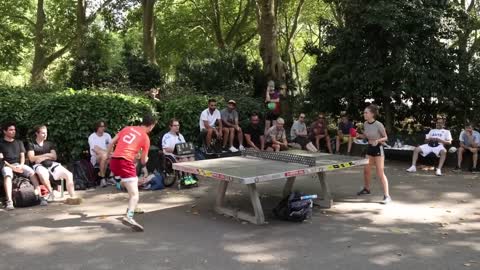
{"left": 1, "top": 164, "right": 35, "bottom": 179}
{"left": 419, "top": 144, "right": 446, "bottom": 157}
{"left": 32, "top": 162, "right": 66, "bottom": 181}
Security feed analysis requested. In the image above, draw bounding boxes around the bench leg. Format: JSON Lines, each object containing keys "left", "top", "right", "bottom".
{"left": 283, "top": 176, "right": 296, "bottom": 197}
{"left": 317, "top": 172, "right": 332, "bottom": 208}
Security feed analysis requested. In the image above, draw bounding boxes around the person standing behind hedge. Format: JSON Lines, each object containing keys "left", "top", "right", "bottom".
{"left": 264, "top": 80, "right": 281, "bottom": 135}
{"left": 27, "top": 125, "right": 82, "bottom": 205}
{"left": 88, "top": 120, "right": 113, "bottom": 187}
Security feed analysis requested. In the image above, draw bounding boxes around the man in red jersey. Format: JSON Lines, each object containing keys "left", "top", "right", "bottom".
{"left": 107, "top": 114, "right": 157, "bottom": 232}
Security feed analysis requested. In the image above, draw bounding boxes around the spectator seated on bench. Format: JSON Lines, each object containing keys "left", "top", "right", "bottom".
{"left": 406, "top": 118, "right": 452, "bottom": 176}
{"left": 309, "top": 112, "right": 333, "bottom": 153}
{"left": 265, "top": 118, "right": 288, "bottom": 152}
{"left": 454, "top": 123, "right": 480, "bottom": 172}
{"left": 290, "top": 113, "right": 317, "bottom": 152}
{"left": 336, "top": 114, "right": 355, "bottom": 154}
{"left": 88, "top": 120, "right": 115, "bottom": 187}
{"left": 244, "top": 112, "right": 265, "bottom": 151}
{"left": 220, "top": 100, "right": 245, "bottom": 152}
{"left": 27, "top": 125, "right": 81, "bottom": 204}
{"left": 199, "top": 99, "right": 224, "bottom": 154}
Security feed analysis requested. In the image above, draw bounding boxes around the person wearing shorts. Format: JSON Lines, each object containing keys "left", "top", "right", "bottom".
{"left": 336, "top": 114, "right": 354, "bottom": 154}
{"left": 454, "top": 123, "right": 480, "bottom": 172}
{"left": 356, "top": 105, "right": 391, "bottom": 204}
{"left": 309, "top": 113, "right": 333, "bottom": 153}
{"left": 88, "top": 120, "right": 113, "bottom": 187}
{"left": 290, "top": 113, "right": 317, "bottom": 152}
{"left": 107, "top": 114, "right": 157, "bottom": 232}
{"left": 406, "top": 118, "right": 452, "bottom": 176}
{"left": 199, "top": 99, "right": 223, "bottom": 153}
{"left": 265, "top": 118, "right": 288, "bottom": 152}
{"left": 264, "top": 80, "right": 281, "bottom": 135}
{"left": 0, "top": 122, "right": 42, "bottom": 210}
{"left": 27, "top": 125, "right": 82, "bottom": 205}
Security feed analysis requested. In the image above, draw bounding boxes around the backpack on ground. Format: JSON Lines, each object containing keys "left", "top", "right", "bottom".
{"left": 273, "top": 192, "right": 313, "bottom": 222}
{"left": 73, "top": 160, "right": 97, "bottom": 190}
{"left": 12, "top": 176, "right": 40, "bottom": 207}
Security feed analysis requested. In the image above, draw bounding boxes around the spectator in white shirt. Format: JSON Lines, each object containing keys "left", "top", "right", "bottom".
{"left": 88, "top": 120, "right": 112, "bottom": 186}
{"left": 454, "top": 123, "right": 480, "bottom": 172}
{"left": 199, "top": 99, "right": 223, "bottom": 153}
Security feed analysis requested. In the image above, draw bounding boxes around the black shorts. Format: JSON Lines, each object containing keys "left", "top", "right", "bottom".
{"left": 293, "top": 137, "right": 310, "bottom": 149}
{"left": 366, "top": 144, "right": 384, "bottom": 157}
{"left": 266, "top": 111, "right": 280, "bottom": 121}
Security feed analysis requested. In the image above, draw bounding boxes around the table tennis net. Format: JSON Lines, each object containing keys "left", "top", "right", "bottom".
{"left": 241, "top": 149, "right": 316, "bottom": 167}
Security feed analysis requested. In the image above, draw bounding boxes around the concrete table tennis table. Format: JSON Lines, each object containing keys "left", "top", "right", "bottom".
{"left": 172, "top": 150, "right": 368, "bottom": 224}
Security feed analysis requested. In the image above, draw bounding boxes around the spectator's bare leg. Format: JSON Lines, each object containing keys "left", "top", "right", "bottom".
{"left": 4, "top": 176, "right": 13, "bottom": 202}
{"left": 411, "top": 147, "right": 421, "bottom": 166}
{"left": 347, "top": 136, "right": 353, "bottom": 153}
{"left": 36, "top": 166, "right": 53, "bottom": 193}
{"left": 273, "top": 144, "right": 280, "bottom": 152}
{"left": 30, "top": 174, "right": 41, "bottom": 196}
{"left": 264, "top": 120, "right": 271, "bottom": 135}
{"left": 206, "top": 128, "right": 214, "bottom": 146}
{"left": 438, "top": 150, "right": 447, "bottom": 170}
{"left": 98, "top": 152, "right": 108, "bottom": 178}
{"left": 457, "top": 147, "right": 464, "bottom": 168}
{"left": 229, "top": 128, "right": 235, "bottom": 147}
{"left": 375, "top": 156, "right": 389, "bottom": 196}
{"left": 325, "top": 136, "right": 333, "bottom": 153}
{"left": 336, "top": 135, "right": 341, "bottom": 153}
{"left": 237, "top": 129, "right": 244, "bottom": 146}
{"left": 58, "top": 167, "right": 76, "bottom": 198}
{"left": 472, "top": 148, "right": 478, "bottom": 169}
{"left": 222, "top": 128, "right": 230, "bottom": 147}
{"left": 306, "top": 142, "right": 317, "bottom": 152}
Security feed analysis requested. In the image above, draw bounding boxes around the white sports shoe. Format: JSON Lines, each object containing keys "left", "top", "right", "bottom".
{"left": 239, "top": 145, "right": 245, "bottom": 151}
{"left": 229, "top": 146, "right": 239, "bottom": 152}
{"left": 406, "top": 165, "right": 417, "bottom": 173}
{"left": 435, "top": 168, "right": 442, "bottom": 176}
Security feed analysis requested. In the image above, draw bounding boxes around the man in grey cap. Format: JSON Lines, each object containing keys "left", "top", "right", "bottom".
{"left": 221, "top": 100, "right": 245, "bottom": 152}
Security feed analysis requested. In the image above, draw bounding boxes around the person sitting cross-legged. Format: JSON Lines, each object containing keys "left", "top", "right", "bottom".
{"left": 406, "top": 118, "right": 452, "bottom": 176}
{"left": 290, "top": 113, "right": 318, "bottom": 152}
{"left": 27, "top": 125, "right": 82, "bottom": 205}
{"left": 266, "top": 117, "right": 288, "bottom": 152}
{"left": 454, "top": 123, "right": 480, "bottom": 173}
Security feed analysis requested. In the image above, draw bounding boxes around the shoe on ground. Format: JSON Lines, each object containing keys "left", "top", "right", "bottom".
{"left": 472, "top": 167, "right": 480, "bottom": 174}
{"left": 65, "top": 197, "right": 83, "bottom": 205}
{"left": 100, "top": 178, "right": 107, "bottom": 188}
{"left": 453, "top": 166, "right": 461, "bottom": 172}
{"left": 357, "top": 187, "right": 371, "bottom": 196}
{"left": 40, "top": 197, "right": 48, "bottom": 206}
{"left": 205, "top": 147, "right": 214, "bottom": 154}
{"left": 47, "top": 192, "right": 55, "bottom": 202}
{"left": 239, "top": 145, "right": 245, "bottom": 151}
{"left": 406, "top": 165, "right": 417, "bottom": 173}
{"left": 229, "top": 146, "right": 239, "bottom": 153}
{"left": 435, "top": 168, "right": 442, "bottom": 176}
{"left": 121, "top": 216, "right": 144, "bottom": 232}
{"left": 134, "top": 208, "right": 145, "bottom": 214}
{"left": 5, "top": 200, "right": 14, "bottom": 211}
{"left": 380, "top": 195, "right": 392, "bottom": 204}
{"left": 106, "top": 178, "right": 117, "bottom": 185}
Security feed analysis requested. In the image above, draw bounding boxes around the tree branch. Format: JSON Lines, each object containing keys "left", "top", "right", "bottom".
{"left": 86, "top": 0, "right": 115, "bottom": 24}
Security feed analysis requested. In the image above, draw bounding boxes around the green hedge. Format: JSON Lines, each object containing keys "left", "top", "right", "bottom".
{"left": 0, "top": 87, "right": 156, "bottom": 162}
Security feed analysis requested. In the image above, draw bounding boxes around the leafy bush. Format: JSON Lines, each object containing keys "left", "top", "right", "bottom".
{"left": 1, "top": 87, "right": 158, "bottom": 161}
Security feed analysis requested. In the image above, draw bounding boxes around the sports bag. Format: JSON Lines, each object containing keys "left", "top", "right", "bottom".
{"left": 12, "top": 176, "right": 40, "bottom": 207}
{"left": 73, "top": 160, "right": 97, "bottom": 190}
{"left": 273, "top": 192, "right": 314, "bottom": 222}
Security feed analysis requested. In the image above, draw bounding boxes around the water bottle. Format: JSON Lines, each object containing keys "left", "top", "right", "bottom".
{"left": 300, "top": 194, "right": 318, "bottom": 200}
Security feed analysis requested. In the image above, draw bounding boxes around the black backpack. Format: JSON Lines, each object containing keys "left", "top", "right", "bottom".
{"left": 12, "top": 176, "right": 40, "bottom": 207}
{"left": 273, "top": 192, "right": 313, "bottom": 222}
{"left": 73, "top": 160, "right": 97, "bottom": 190}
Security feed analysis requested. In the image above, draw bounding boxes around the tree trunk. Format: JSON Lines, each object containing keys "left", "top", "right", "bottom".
{"left": 30, "top": 0, "right": 47, "bottom": 86}
{"left": 142, "top": 0, "right": 157, "bottom": 65}
{"left": 76, "top": 0, "right": 87, "bottom": 59}
{"left": 255, "top": 0, "right": 286, "bottom": 82}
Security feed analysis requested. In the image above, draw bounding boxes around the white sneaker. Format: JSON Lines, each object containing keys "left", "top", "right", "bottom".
{"left": 100, "top": 179, "right": 107, "bottom": 188}
{"left": 239, "top": 145, "right": 245, "bottom": 151}
{"left": 229, "top": 146, "right": 239, "bottom": 152}
{"left": 435, "top": 168, "right": 442, "bottom": 176}
{"left": 406, "top": 165, "right": 416, "bottom": 173}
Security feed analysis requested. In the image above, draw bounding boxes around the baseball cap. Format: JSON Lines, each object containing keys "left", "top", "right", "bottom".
{"left": 228, "top": 100, "right": 236, "bottom": 105}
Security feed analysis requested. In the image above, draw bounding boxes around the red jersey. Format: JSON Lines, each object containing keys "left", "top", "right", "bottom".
{"left": 112, "top": 126, "right": 150, "bottom": 162}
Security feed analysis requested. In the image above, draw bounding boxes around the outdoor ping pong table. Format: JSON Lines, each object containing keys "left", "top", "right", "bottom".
{"left": 172, "top": 149, "right": 369, "bottom": 224}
